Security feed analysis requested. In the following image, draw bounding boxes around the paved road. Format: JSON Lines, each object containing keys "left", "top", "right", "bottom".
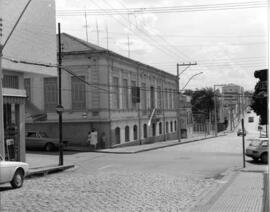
{"left": 0, "top": 112, "right": 264, "bottom": 211}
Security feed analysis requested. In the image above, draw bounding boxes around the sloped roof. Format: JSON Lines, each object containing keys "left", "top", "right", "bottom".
{"left": 59, "top": 33, "right": 106, "bottom": 52}
{"left": 58, "top": 33, "right": 177, "bottom": 79}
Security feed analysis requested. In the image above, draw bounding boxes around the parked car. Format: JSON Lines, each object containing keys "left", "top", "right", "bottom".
{"left": 248, "top": 117, "right": 254, "bottom": 123}
{"left": 246, "top": 138, "right": 268, "bottom": 163}
{"left": 26, "top": 131, "right": 68, "bottom": 151}
{"left": 0, "top": 154, "right": 29, "bottom": 188}
{"left": 237, "top": 129, "right": 246, "bottom": 136}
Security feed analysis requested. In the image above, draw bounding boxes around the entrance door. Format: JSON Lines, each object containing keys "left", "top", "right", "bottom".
{"left": 4, "top": 103, "right": 19, "bottom": 161}
{"left": 115, "top": 127, "right": 121, "bottom": 144}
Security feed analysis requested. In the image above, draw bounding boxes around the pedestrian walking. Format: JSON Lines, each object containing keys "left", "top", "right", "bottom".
{"left": 89, "top": 129, "right": 98, "bottom": 149}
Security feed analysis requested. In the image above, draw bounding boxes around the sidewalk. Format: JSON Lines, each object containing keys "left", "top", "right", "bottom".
{"left": 189, "top": 162, "right": 269, "bottom": 212}
{"left": 66, "top": 133, "right": 226, "bottom": 154}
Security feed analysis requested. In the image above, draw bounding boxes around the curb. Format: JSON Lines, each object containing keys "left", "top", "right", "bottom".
{"left": 63, "top": 133, "right": 228, "bottom": 154}
{"left": 263, "top": 172, "right": 269, "bottom": 212}
{"left": 95, "top": 134, "right": 227, "bottom": 154}
{"left": 26, "top": 164, "right": 75, "bottom": 178}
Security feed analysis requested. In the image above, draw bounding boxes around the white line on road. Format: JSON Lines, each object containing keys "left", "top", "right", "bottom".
{"left": 98, "top": 165, "right": 114, "bottom": 170}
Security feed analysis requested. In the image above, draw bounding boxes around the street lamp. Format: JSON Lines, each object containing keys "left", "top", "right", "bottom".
{"left": 180, "top": 72, "right": 203, "bottom": 91}
{"left": 214, "top": 84, "right": 226, "bottom": 137}
{"left": 176, "top": 62, "right": 197, "bottom": 143}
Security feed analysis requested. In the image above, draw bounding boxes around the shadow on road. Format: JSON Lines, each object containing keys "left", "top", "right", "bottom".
{"left": 246, "top": 159, "right": 267, "bottom": 165}
{"left": 26, "top": 150, "right": 79, "bottom": 156}
{"left": 0, "top": 185, "right": 14, "bottom": 192}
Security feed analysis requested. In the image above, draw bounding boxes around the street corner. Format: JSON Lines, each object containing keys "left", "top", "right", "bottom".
{"left": 26, "top": 164, "right": 76, "bottom": 179}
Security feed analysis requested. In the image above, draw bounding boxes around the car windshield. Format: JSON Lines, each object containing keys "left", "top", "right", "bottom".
{"left": 39, "top": 132, "right": 49, "bottom": 138}
{"left": 248, "top": 139, "right": 268, "bottom": 146}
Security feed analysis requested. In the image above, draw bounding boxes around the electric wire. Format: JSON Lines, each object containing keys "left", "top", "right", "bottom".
{"left": 56, "top": 1, "right": 268, "bottom": 16}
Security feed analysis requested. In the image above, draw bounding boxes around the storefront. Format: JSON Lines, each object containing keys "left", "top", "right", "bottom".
{"left": 3, "top": 88, "right": 26, "bottom": 161}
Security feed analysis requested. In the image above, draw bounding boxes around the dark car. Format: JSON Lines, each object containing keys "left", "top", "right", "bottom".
{"left": 237, "top": 129, "right": 246, "bottom": 136}
{"left": 26, "top": 131, "right": 68, "bottom": 151}
{"left": 248, "top": 117, "right": 254, "bottom": 123}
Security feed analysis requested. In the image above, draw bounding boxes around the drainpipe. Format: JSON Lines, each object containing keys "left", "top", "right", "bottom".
{"left": 162, "top": 72, "right": 166, "bottom": 141}
{"left": 137, "top": 65, "right": 142, "bottom": 145}
{"left": 107, "top": 52, "right": 112, "bottom": 148}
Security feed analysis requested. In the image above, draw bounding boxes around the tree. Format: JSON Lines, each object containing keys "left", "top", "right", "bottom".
{"left": 191, "top": 88, "right": 216, "bottom": 123}
{"left": 183, "top": 89, "right": 194, "bottom": 96}
{"left": 250, "top": 69, "right": 268, "bottom": 125}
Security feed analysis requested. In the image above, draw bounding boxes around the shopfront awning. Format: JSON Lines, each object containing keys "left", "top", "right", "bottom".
{"left": 3, "top": 88, "right": 26, "bottom": 104}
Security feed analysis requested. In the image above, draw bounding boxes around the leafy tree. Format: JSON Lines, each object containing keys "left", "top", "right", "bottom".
{"left": 191, "top": 87, "right": 217, "bottom": 123}
{"left": 251, "top": 69, "right": 268, "bottom": 125}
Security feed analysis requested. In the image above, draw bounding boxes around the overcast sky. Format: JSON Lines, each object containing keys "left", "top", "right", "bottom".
{"left": 55, "top": 0, "right": 268, "bottom": 91}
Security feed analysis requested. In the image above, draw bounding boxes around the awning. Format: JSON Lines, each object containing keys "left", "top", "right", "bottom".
{"left": 3, "top": 88, "right": 26, "bottom": 104}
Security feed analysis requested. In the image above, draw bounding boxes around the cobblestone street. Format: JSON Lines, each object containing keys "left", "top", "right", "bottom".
{"left": 1, "top": 169, "right": 218, "bottom": 212}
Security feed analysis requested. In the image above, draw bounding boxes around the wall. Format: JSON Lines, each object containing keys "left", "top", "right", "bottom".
{"left": 26, "top": 121, "right": 111, "bottom": 148}
{"left": 1, "top": 0, "right": 57, "bottom": 76}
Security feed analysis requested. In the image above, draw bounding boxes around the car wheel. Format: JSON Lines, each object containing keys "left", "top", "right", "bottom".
{"left": 45, "top": 143, "right": 54, "bottom": 151}
{"left": 261, "top": 153, "right": 268, "bottom": 164}
{"left": 252, "top": 157, "right": 259, "bottom": 162}
{"left": 10, "top": 169, "right": 24, "bottom": 188}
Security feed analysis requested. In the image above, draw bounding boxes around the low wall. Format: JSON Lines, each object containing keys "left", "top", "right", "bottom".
{"left": 26, "top": 122, "right": 111, "bottom": 148}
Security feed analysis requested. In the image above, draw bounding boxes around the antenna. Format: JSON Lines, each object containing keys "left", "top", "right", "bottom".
{"left": 83, "top": 11, "right": 90, "bottom": 42}
{"left": 96, "top": 19, "right": 100, "bottom": 45}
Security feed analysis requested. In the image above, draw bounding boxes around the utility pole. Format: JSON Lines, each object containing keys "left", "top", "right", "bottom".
{"left": 0, "top": 44, "right": 3, "bottom": 158}
{"left": 57, "top": 23, "right": 64, "bottom": 166}
{"left": 176, "top": 62, "right": 197, "bottom": 142}
{"left": 214, "top": 84, "right": 226, "bottom": 137}
{"left": 241, "top": 118, "right": 246, "bottom": 168}
{"left": 83, "top": 11, "right": 89, "bottom": 42}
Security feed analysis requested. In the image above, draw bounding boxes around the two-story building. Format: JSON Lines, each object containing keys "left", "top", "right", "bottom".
{"left": 222, "top": 84, "right": 244, "bottom": 130}
{"left": 25, "top": 33, "right": 179, "bottom": 148}
{"left": 1, "top": 0, "right": 57, "bottom": 161}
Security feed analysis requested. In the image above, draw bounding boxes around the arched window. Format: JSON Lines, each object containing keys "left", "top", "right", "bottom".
{"left": 143, "top": 124, "right": 147, "bottom": 138}
{"left": 152, "top": 123, "right": 156, "bottom": 136}
{"left": 125, "top": 126, "right": 130, "bottom": 142}
{"left": 115, "top": 127, "right": 121, "bottom": 144}
{"left": 159, "top": 122, "right": 162, "bottom": 135}
{"left": 170, "top": 121, "right": 173, "bottom": 132}
{"left": 133, "top": 125, "right": 138, "bottom": 140}
{"left": 166, "top": 122, "right": 169, "bottom": 133}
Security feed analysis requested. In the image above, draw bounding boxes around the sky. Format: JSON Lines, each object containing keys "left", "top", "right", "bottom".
{"left": 55, "top": 0, "right": 268, "bottom": 91}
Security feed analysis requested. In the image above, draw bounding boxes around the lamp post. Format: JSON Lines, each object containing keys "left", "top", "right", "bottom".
{"left": 57, "top": 23, "right": 63, "bottom": 166}
{"left": 214, "top": 84, "right": 226, "bottom": 137}
{"left": 180, "top": 72, "right": 203, "bottom": 91}
{"left": 176, "top": 62, "right": 197, "bottom": 143}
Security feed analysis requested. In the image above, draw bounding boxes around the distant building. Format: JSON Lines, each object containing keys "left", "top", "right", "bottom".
{"left": 25, "top": 33, "right": 179, "bottom": 148}
{"left": 1, "top": 0, "right": 57, "bottom": 161}
{"left": 222, "top": 84, "right": 244, "bottom": 130}
{"left": 179, "top": 94, "right": 193, "bottom": 138}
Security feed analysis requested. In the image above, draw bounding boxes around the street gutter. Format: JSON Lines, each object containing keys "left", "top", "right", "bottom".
{"left": 26, "top": 164, "right": 75, "bottom": 178}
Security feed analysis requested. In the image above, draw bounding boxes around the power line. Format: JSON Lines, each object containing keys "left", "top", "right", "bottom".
{"left": 89, "top": 0, "right": 190, "bottom": 62}
{"left": 4, "top": 54, "right": 263, "bottom": 99}
{"left": 56, "top": 1, "right": 267, "bottom": 16}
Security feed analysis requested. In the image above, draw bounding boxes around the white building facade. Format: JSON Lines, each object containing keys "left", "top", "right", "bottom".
{"left": 26, "top": 33, "right": 179, "bottom": 148}
{"left": 0, "top": 0, "right": 57, "bottom": 161}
